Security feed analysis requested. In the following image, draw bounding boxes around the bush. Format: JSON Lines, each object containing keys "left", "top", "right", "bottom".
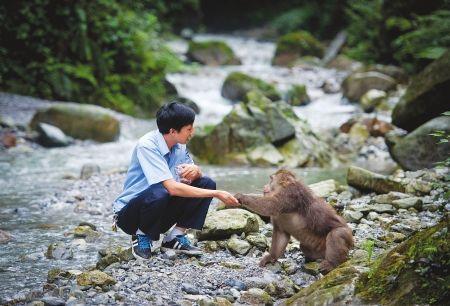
{"left": 0, "top": 0, "right": 182, "bottom": 116}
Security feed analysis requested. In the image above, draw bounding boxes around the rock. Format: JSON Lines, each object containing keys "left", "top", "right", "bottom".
{"left": 163, "top": 78, "right": 178, "bottom": 97}
{"left": 326, "top": 54, "right": 363, "bottom": 71}
{"left": 220, "top": 261, "right": 243, "bottom": 269}
{"left": 80, "top": 163, "right": 100, "bottom": 179}
{"left": 227, "top": 235, "right": 252, "bottom": 255}
{"left": 239, "top": 288, "right": 272, "bottom": 305}
{"left": 1, "top": 132, "right": 17, "bottom": 148}
{"left": 308, "top": 179, "right": 338, "bottom": 198}
{"left": 187, "top": 40, "right": 241, "bottom": 66}
{"left": 277, "top": 138, "right": 309, "bottom": 167}
{"left": 245, "top": 233, "right": 269, "bottom": 250}
{"left": 357, "top": 204, "right": 396, "bottom": 214}
{"left": 30, "top": 103, "right": 120, "bottom": 142}
{"left": 281, "top": 259, "right": 298, "bottom": 275}
{"left": 386, "top": 116, "right": 450, "bottom": 170}
{"left": 76, "top": 270, "right": 116, "bottom": 288}
{"left": 392, "top": 51, "right": 450, "bottom": 132}
{"left": 36, "top": 122, "right": 72, "bottom": 147}
{"left": 0, "top": 229, "right": 12, "bottom": 244}
{"left": 181, "top": 283, "right": 199, "bottom": 295}
{"left": 347, "top": 166, "right": 406, "bottom": 194}
{"left": 264, "top": 277, "right": 296, "bottom": 298}
{"left": 343, "top": 210, "right": 363, "bottom": 223}
{"left": 45, "top": 243, "right": 74, "bottom": 260}
{"left": 348, "top": 123, "right": 370, "bottom": 143}
{"left": 355, "top": 219, "right": 449, "bottom": 305}
{"left": 221, "top": 72, "right": 280, "bottom": 102}
{"left": 247, "top": 144, "right": 284, "bottom": 166}
{"left": 176, "top": 96, "right": 200, "bottom": 114}
{"left": 392, "top": 197, "right": 423, "bottom": 210}
{"left": 373, "top": 191, "right": 409, "bottom": 204}
{"left": 340, "top": 116, "right": 394, "bottom": 137}
{"left": 322, "top": 78, "right": 341, "bottom": 93}
{"left": 358, "top": 64, "right": 408, "bottom": 84}
{"left": 272, "top": 31, "right": 324, "bottom": 67}
{"left": 303, "top": 261, "right": 321, "bottom": 276}
{"left": 198, "top": 209, "right": 259, "bottom": 240}
{"left": 213, "top": 297, "right": 232, "bottom": 305}
{"left": 162, "top": 249, "right": 177, "bottom": 260}
{"left": 342, "top": 71, "right": 396, "bottom": 101}
{"left": 245, "top": 273, "right": 277, "bottom": 289}
{"left": 40, "top": 296, "right": 66, "bottom": 306}
{"left": 379, "top": 232, "right": 406, "bottom": 243}
{"left": 225, "top": 279, "right": 247, "bottom": 291}
{"left": 73, "top": 225, "right": 100, "bottom": 240}
{"left": 285, "top": 84, "right": 310, "bottom": 106}
{"left": 360, "top": 89, "right": 387, "bottom": 113}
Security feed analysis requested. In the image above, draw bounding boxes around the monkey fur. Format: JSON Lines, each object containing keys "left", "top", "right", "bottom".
{"left": 235, "top": 169, "right": 353, "bottom": 274}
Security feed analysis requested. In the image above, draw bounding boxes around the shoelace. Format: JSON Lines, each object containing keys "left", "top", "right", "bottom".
{"left": 137, "top": 235, "right": 152, "bottom": 250}
{"left": 177, "top": 235, "right": 191, "bottom": 247}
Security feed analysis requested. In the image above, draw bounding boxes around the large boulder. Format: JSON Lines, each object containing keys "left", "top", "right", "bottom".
{"left": 386, "top": 116, "right": 450, "bottom": 170}
{"left": 272, "top": 31, "right": 324, "bottom": 67}
{"left": 187, "top": 40, "right": 241, "bottom": 66}
{"left": 198, "top": 208, "right": 260, "bottom": 240}
{"left": 285, "top": 84, "right": 310, "bottom": 106}
{"left": 30, "top": 103, "right": 120, "bottom": 142}
{"left": 392, "top": 51, "right": 450, "bottom": 132}
{"left": 221, "top": 72, "right": 281, "bottom": 102}
{"left": 189, "top": 91, "right": 338, "bottom": 167}
{"left": 342, "top": 71, "right": 397, "bottom": 102}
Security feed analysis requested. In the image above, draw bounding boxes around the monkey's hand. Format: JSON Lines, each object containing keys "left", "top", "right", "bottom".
{"left": 259, "top": 253, "right": 275, "bottom": 267}
{"left": 234, "top": 193, "right": 244, "bottom": 204}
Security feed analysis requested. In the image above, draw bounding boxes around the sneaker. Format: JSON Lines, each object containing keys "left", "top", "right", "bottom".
{"left": 161, "top": 234, "right": 202, "bottom": 256}
{"left": 131, "top": 234, "right": 152, "bottom": 260}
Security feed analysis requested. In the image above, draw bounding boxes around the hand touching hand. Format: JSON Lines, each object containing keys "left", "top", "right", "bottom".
{"left": 215, "top": 190, "right": 240, "bottom": 207}
{"left": 178, "top": 164, "right": 201, "bottom": 183}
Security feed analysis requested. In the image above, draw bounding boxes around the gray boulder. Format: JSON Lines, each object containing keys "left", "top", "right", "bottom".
{"left": 36, "top": 122, "right": 72, "bottom": 147}
{"left": 342, "top": 71, "right": 396, "bottom": 102}
{"left": 386, "top": 116, "right": 450, "bottom": 170}
{"left": 30, "top": 103, "right": 120, "bottom": 142}
{"left": 45, "top": 243, "right": 74, "bottom": 260}
{"left": 392, "top": 51, "right": 450, "bottom": 132}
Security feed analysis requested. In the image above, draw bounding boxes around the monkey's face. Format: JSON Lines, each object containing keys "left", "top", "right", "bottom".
{"left": 264, "top": 170, "right": 296, "bottom": 196}
{"left": 263, "top": 174, "right": 281, "bottom": 196}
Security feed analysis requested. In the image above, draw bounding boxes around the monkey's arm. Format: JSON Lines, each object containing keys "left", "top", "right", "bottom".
{"left": 235, "top": 193, "right": 282, "bottom": 216}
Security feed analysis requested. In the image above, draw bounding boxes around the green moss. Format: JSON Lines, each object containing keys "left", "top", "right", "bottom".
{"left": 221, "top": 72, "right": 281, "bottom": 102}
{"left": 187, "top": 40, "right": 239, "bottom": 65}
{"left": 355, "top": 218, "right": 450, "bottom": 305}
{"left": 286, "top": 84, "right": 310, "bottom": 106}
{"left": 273, "top": 31, "right": 324, "bottom": 66}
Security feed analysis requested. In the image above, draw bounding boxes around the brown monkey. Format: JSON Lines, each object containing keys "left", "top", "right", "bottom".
{"left": 235, "top": 169, "right": 353, "bottom": 274}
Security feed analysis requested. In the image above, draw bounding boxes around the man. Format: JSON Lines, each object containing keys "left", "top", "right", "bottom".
{"left": 113, "top": 102, "right": 239, "bottom": 260}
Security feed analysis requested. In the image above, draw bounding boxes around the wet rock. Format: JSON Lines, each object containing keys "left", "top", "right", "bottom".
{"left": 221, "top": 72, "right": 280, "bottom": 102}
{"left": 76, "top": 270, "right": 116, "bottom": 288}
{"left": 379, "top": 232, "right": 406, "bottom": 243}
{"left": 373, "top": 192, "right": 409, "bottom": 204}
{"left": 245, "top": 233, "right": 269, "bottom": 250}
{"left": 360, "top": 89, "right": 387, "bottom": 112}
{"left": 392, "top": 51, "right": 450, "bottom": 132}
{"left": 227, "top": 235, "right": 252, "bottom": 255}
{"left": 224, "top": 279, "right": 247, "bottom": 291}
{"left": 392, "top": 197, "right": 423, "bottom": 210}
{"left": 198, "top": 209, "right": 259, "bottom": 240}
{"left": 386, "top": 116, "right": 450, "bottom": 170}
{"left": 30, "top": 103, "right": 120, "bottom": 142}
{"left": 239, "top": 288, "right": 272, "bottom": 305}
{"left": 40, "top": 296, "right": 66, "bottom": 306}
{"left": 285, "top": 84, "right": 310, "bottom": 106}
{"left": 272, "top": 31, "right": 324, "bottom": 67}
{"left": 80, "top": 163, "right": 100, "bottom": 179}
{"left": 36, "top": 123, "right": 72, "bottom": 147}
{"left": 181, "top": 283, "right": 199, "bottom": 295}
{"left": 356, "top": 204, "right": 396, "bottom": 214}
{"left": 0, "top": 229, "right": 12, "bottom": 244}
{"left": 342, "top": 71, "right": 396, "bottom": 102}
{"left": 73, "top": 225, "right": 100, "bottom": 240}
{"left": 45, "top": 243, "right": 74, "bottom": 260}
{"left": 264, "top": 277, "right": 296, "bottom": 298}
{"left": 347, "top": 166, "right": 406, "bottom": 194}
{"left": 187, "top": 40, "right": 241, "bottom": 66}
{"left": 245, "top": 273, "right": 277, "bottom": 289}
{"left": 247, "top": 144, "right": 284, "bottom": 166}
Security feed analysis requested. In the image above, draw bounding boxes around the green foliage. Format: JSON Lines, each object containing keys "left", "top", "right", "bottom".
{"left": 362, "top": 239, "right": 375, "bottom": 265}
{"left": 345, "top": 0, "right": 450, "bottom": 72}
{"left": 0, "top": 0, "right": 182, "bottom": 116}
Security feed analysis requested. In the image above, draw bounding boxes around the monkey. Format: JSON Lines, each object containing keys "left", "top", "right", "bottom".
{"left": 235, "top": 169, "right": 353, "bottom": 274}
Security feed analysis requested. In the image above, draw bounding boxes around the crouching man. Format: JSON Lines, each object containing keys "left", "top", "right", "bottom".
{"left": 113, "top": 102, "right": 239, "bottom": 259}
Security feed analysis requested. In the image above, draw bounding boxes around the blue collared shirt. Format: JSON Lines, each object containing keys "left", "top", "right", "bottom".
{"left": 113, "top": 130, "right": 194, "bottom": 213}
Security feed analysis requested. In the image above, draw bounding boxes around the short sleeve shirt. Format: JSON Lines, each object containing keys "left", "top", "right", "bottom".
{"left": 113, "top": 130, "right": 194, "bottom": 213}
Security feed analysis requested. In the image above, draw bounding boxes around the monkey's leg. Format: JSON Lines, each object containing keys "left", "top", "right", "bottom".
{"left": 260, "top": 226, "right": 290, "bottom": 267}
{"left": 320, "top": 227, "right": 351, "bottom": 274}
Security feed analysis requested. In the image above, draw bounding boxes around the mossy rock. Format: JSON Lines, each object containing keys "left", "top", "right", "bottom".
{"left": 386, "top": 116, "right": 450, "bottom": 170}
{"left": 187, "top": 40, "right": 241, "bottom": 66}
{"left": 272, "top": 31, "right": 324, "bottom": 67}
{"left": 221, "top": 72, "right": 281, "bottom": 102}
{"left": 342, "top": 71, "right": 397, "bottom": 102}
{"left": 285, "top": 84, "right": 310, "bottom": 106}
{"left": 355, "top": 218, "right": 450, "bottom": 305}
{"left": 30, "top": 103, "right": 120, "bottom": 142}
{"left": 76, "top": 270, "right": 116, "bottom": 288}
{"left": 392, "top": 50, "right": 450, "bottom": 132}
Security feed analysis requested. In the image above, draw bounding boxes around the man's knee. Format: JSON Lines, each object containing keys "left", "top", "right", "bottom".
{"left": 199, "top": 176, "right": 216, "bottom": 190}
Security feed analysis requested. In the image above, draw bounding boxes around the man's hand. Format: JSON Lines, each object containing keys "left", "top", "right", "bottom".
{"left": 178, "top": 164, "right": 202, "bottom": 182}
{"left": 215, "top": 190, "right": 240, "bottom": 207}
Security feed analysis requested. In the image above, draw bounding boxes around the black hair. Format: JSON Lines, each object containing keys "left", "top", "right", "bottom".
{"left": 156, "top": 101, "right": 196, "bottom": 134}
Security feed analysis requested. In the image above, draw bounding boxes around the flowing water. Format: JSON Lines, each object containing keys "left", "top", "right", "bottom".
{"left": 0, "top": 34, "right": 356, "bottom": 302}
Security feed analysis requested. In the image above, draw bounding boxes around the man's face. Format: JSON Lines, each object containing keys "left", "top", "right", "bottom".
{"left": 172, "top": 124, "right": 195, "bottom": 144}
